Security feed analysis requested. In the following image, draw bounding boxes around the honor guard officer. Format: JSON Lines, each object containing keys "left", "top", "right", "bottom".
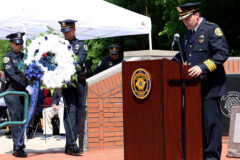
{"left": 3, "top": 32, "right": 34, "bottom": 157}
{"left": 58, "top": 19, "right": 88, "bottom": 156}
{"left": 172, "top": 2, "right": 229, "bottom": 160}
{"left": 95, "top": 45, "right": 122, "bottom": 74}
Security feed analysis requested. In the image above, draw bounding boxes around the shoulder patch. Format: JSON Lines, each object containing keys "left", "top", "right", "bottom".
{"left": 98, "top": 60, "right": 102, "bottom": 66}
{"left": 84, "top": 45, "right": 88, "bottom": 51}
{"left": 5, "top": 64, "right": 11, "bottom": 70}
{"left": 214, "top": 28, "right": 223, "bottom": 36}
{"left": 3, "top": 57, "right": 9, "bottom": 63}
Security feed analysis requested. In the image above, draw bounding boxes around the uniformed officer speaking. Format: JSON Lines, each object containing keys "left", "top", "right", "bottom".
{"left": 172, "top": 2, "right": 229, "bottom": 160}
{"left": 58, "top": 19, "right": 88, "bottom": 156}
{"left": 3, "top": 32, "right": 34, "bottom": 157}
{"left": 94, "top": 45, "right": 122, "bottom": 74}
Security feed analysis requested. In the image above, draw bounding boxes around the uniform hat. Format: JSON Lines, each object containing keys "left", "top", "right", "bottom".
{"left": 176, "top": 2, "right": 201, "bottom": 20}
{"left": 108, "top": 45, "right": 120, "bottom": 55}
{"left": 58, "top": 19, "right": 77, "bottom": 32}
{"left": 6, "top": 32, "right": 25, "bottom": 44}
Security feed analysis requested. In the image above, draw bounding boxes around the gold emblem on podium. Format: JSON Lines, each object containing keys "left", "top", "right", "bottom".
{"left": 131, "top": 68, "right": 151, "bottom": 99}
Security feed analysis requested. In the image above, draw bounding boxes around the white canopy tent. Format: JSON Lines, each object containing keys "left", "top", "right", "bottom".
{"left": 0, "top": 0, "right": 152, "bottom": 49}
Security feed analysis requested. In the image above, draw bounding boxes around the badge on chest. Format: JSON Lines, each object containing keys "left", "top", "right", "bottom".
{"left": 198, "top": 34, "right": 204, "bottom": 44}
{"left": 75, "top": 44, "right": 80, "bottom": 50}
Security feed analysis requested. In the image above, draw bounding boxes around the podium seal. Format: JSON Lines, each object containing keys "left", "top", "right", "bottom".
{"left": 131, "top": 68, "right": 151, "bottom": 99}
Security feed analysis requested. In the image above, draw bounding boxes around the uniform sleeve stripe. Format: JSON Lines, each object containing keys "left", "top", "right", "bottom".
{"left": 203, "top": 59, "right": 217, "bottom": 72}
{"left": 204, "top": 61, "right": 212, "bottom": 71}
{"left": 207, "top": 61, "right": 214, "bottom": 70}
{"left": 207, "top": 61, "right": 213, "bottom": 72}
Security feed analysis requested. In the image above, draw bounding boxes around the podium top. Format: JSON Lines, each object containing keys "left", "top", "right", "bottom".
{"left": 124, "top": 50, "right": 178, "bottom": 61}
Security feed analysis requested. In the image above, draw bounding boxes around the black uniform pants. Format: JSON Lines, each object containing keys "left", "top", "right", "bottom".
{"left": 202, "top": 97, "right": 222, "bottom": 160}
{"left": 62, "top": 81, "right": 86, "bottom": 148}
{"left": 4, "top": 88, "right": 25, "bottom": 149}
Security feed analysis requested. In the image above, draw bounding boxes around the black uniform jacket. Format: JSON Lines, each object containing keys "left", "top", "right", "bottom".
{"left": 95, "top": 56, "right": 122, "bottom": 74}
{"left": 3, "top": 50, "right": 28, "bottom": 91}
{"left": 70, "top": 37, "right": 88, "bottom": 80}
{"left": 173, "top": 18, "right": 229, "bottom": 99}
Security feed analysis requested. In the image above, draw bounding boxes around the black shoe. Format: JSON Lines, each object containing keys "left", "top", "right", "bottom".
{"left": 5, "top": 130, "right": 11, "bottom": 135}
{"left": 27, "top": 128, "right": 33, "bottom": 139}
{"left": 65, "top": 145, "right": 82, "bottom": 156}
{"left": 27, "top": 132, "right": 33, "bottom": 139}
{"left": 13, "top": 149, "right": 28, "bottom": 157}
{"left": 6, "top": 134, "right": 12, "bottom": 139}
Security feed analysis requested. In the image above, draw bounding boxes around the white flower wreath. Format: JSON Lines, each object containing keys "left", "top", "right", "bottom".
{"left": 24, "top": 34, "right": 76, "bottom": 89}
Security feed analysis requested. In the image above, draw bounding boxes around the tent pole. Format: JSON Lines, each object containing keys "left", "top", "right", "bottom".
{"left": 148, "top": 33, "right": 152, "bottom": 50}
{"left": 22, "top": 8, "right": 27, "bottom": 52}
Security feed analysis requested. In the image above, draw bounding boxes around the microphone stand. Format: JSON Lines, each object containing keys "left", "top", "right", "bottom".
{"left": 174, "top": 38, "right": 187, "bottom": 160}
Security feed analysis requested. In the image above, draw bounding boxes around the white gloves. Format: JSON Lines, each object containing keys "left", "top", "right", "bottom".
{"left": 26, "top": 85, "right": 34, "bottom": 95}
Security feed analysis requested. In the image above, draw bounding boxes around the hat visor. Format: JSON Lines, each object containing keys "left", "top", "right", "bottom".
{"left": 110, "top": 51, "right": 119, "bottom": 55}
{"left": 61, "top": 27, "right": 73, "bottom": 33}
{"left": 179, "top": 12, "right": 193, "bottom": 20}
{"left": 12, "top": 39, "right": 23, "bottom": 44}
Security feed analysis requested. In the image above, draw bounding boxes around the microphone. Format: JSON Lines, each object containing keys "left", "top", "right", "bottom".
{"left": 171, "top": 33, "right": 180, "bottom": 47}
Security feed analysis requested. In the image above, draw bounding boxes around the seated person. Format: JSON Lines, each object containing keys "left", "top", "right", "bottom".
{"left": 41, "top": 90, "right": 65, "bottom": 140}
{"left": 0, "top": 97, "right": 7, "bottom": 123}
{"left": 94, "top": 45, "right": 122, "bottom": 74}
{"left": 0, "top": 70, "right": 11, "bottom": 137}
{"left": 0, "top": 70, "right": 8, "bottom": 93}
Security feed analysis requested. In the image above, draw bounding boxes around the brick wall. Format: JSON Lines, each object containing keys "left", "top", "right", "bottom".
{"left": 87, "top": 72, "right": 123, "bottom": 151}
{"left": 86, "top": 57, "right": 240, "bottom": 151}
{"left": 224, "top": 58, "right": 240, "bottom": 74}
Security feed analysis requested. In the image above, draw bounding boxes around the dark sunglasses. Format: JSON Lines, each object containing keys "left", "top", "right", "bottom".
{"left": 15, "top": 43, "right": 23, "bottom": 45}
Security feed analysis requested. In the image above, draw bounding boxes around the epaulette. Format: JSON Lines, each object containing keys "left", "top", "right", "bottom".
{"left": 206, "top": 21, "right": 215, "bottom": 26}
{"left": 77, "top": 40, "right": 86, "bottom": 46}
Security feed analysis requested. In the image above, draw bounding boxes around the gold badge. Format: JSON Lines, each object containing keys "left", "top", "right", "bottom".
{"left": 199, "top": 39, "right": 204, "bottom": 43}
{"left": 84, "top": 45, "right": 88, "bottom": 51}
{"left": 176, "top": 7, "right": 182, "bottom": 12}
{"left": 131, "top": 68, "right": 151, "bottom": 100}
{"left": 3, "top": 57, "right": 9, "bottom": 63}
{"left": 199, "top": 34, "right": 204, "bottom": 43}
{"left": 75, "top": 44, "right": 80, "bottom": 50}
{"left": 199, "top": 35, "right": 204, "bottom": 39}
{"left": 214, "top": 28, "right": 223, "bottom": 36}
{"left": 17, "top": 32, "right": 21, "bottom": 38}
{"left": 185, "top": 40, "right": 188, "bottom": 46}
{"left": 109, "top": 62, "right": 112, "bottom": 66}
{"left": 62, "top": 22, "right": 66, "bottom": 27}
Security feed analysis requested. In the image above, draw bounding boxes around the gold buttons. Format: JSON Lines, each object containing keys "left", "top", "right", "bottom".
{"left": 188, "top": 63, "right": 191, "bottom": 66}
{"left": 189, "top": 45, "right": 192, "bottom": 48}
{"left": 189, "top": 54, "right": 192, "bottom": 57}
{"left": 200, "top": 48, "right": 202, "bottom": 51}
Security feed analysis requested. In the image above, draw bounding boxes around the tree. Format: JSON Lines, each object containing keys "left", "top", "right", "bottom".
{"left": 1, "top": 0, "right": 239, "bottom": 73}
{"left": 159, "top": 0, "right": 240, "bottom": 56}
{"left": 0, "top": 40, "right": 11, "bottom": 71}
